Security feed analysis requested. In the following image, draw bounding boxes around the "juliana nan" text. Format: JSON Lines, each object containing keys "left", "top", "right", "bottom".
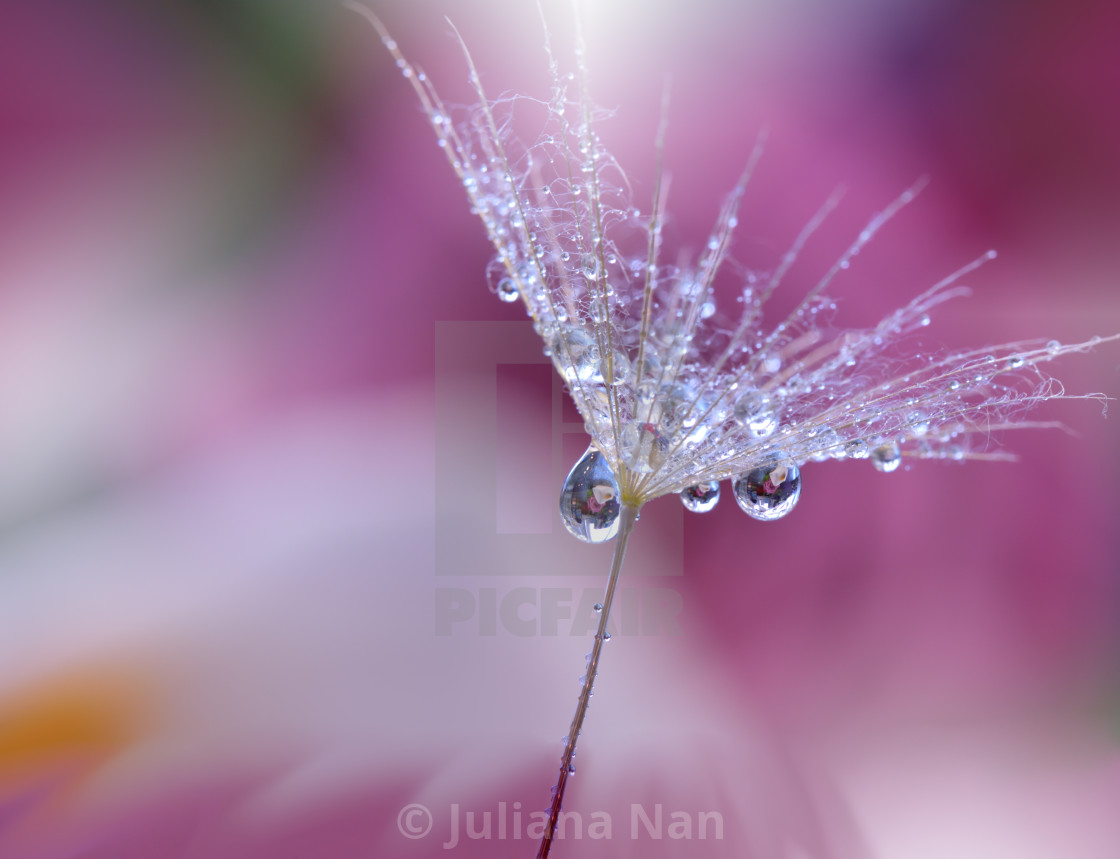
{"left": 441, "top": 801, "right": 724, "bottom": 848}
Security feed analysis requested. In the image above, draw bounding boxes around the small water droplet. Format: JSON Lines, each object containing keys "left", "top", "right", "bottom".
{"left": 635, "top": 379, "right": 658, "bottom": 406}
{"left": 733, "top": 456, "right": 801, "bottom": 521}
{"left": 906, "top": 410, "right": 930, "bottom": 435}
{"left": 496, "top": 277, "right": 519, "bottom": 303}
{"left": 593, "top": 603, "right": 603, "bottom": 613}
{"left": 1046, "top": 339, "right": 1061, "bottom": 354}
{"left": 681, "top": 481, "right": 721, "bottom": 513}
{"left": 817, "top": 428, "right": 846, "bottom": 460}
{"left": 567, "top": 764, "right": 576, "bottom": 774}
{"left": 733, "top": 390, "right": 778, "bottom": 438}
{"left": 559, "top": 447, "right": 621, "bottom": 543}
{"left": 1006, "top": 355, "right": 1024, "bottom": 369}
{"left": 580, "top": 254, "right": 600, "bottom": 280}
{"left": 870, "top": 443, "right": 901, "bottom": 473}
{"left": 845, "top": 439, "right": 870, "bottom": 460}
{"left": 601, "top": 632, "right": 611, "bottom": 642}
{"left": 601, "top": 349, "right": 632, "bottom": 386}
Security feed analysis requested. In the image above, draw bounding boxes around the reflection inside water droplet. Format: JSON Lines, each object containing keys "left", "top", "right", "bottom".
{"left": 870, "top": 443, "right": 901, "bottom": 473}
{"left": 559, "top": 446, "right": 621, "bottom": 543}
{"left": 680, "top": 481, "right": 721, "bottom": 513}
{"left": 733, "top": 455, "right": 801, "bottom": 521}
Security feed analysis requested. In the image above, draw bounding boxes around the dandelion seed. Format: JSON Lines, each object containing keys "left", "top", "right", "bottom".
{"left": 348, "top": 4, "right": 1117, "bottom": 855}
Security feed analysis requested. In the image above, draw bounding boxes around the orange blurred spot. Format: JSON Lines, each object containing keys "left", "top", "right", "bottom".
{"left": 0, "top": 667, "right": 152, "bottom": 794}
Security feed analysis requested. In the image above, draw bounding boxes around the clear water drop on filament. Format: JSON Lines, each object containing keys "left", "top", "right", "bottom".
{"left": 680, "top": 481, "right": 721, "bottom": 513}
{"left": 870, "top": 443, "right": 902, "bottom": 473}
{"left": 497, "top": 277, "right": 519, "bottom": 303}
{"left": 558, "top": 446, "right": 621, "bottom": 543}
{"left": 733, "top": 455, "right": 801, "bottom": 521}
{"left": 733, "top": 389, "right": 778, "bottom": 439}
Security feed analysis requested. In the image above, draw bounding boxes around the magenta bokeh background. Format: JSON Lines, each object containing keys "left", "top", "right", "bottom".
{"left": 1, "top": 1, "right": 1119, "bottom": 857}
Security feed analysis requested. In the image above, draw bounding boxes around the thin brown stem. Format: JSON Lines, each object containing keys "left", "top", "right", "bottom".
{"left": 536, "top": 503, "right": 640, "bottom": 858}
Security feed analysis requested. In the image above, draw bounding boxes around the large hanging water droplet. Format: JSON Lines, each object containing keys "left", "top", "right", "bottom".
{"left": 680, "top": 481, "right": 720, "bottom": 513}
{"left": 559, "top": 446, "right": 621, "bottom": 543}
{"left": 870, "top": 442, "right": 901, "bottom": 473}
{"left": 733, "top": 455, "right": 801, "bottom": 521}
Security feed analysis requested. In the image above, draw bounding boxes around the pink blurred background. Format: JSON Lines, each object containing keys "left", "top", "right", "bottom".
{"left": 1, "top": 0, "right": 1119, "bottom": 856}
